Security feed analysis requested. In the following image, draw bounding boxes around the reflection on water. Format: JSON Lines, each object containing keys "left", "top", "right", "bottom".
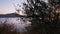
{"left": 0, "top": 17, "right": 31, "bottom": 33}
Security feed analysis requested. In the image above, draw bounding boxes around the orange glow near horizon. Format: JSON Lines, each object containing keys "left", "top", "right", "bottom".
{"left": 0, "top": 10, "right": 16, "bottom": 14}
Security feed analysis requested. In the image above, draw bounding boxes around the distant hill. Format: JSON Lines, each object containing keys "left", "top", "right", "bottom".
{"left": 0, "top": 13, "right": 37, "bottom": 18}
{"left": 0, "top": 13, "right": 21, "bottom": 18}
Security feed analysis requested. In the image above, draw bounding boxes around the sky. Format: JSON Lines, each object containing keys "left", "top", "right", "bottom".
{"left": 0, "top": 0, "right": 48, "bottom": 14}
{"left": 0, "top": 0, "right": 25, "bottom": 14}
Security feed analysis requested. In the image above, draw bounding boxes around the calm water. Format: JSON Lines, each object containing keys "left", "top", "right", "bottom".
{"left": 0, "top": 17, "right": 31, "bottom": 32}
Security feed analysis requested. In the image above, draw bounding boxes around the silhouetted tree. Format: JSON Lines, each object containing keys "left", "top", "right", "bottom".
{"left": 17, "top": 0, "right": 60, "bottom": 34}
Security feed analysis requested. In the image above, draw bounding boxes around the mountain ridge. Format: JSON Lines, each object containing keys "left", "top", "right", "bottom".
{"left": 0, "top": 13, "right": 21, "bottom": 18}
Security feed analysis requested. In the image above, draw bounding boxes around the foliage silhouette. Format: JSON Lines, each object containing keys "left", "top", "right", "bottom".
{"left": 0, "top": 20, "right": 21, "bottom": 34}
{"left": 17, "top": 0, "right": 60, "bottom": 34}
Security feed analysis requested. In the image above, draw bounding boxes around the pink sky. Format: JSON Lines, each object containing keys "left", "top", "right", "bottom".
{"left": 0, "top": 0, "right": 25, "bottom": 14}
